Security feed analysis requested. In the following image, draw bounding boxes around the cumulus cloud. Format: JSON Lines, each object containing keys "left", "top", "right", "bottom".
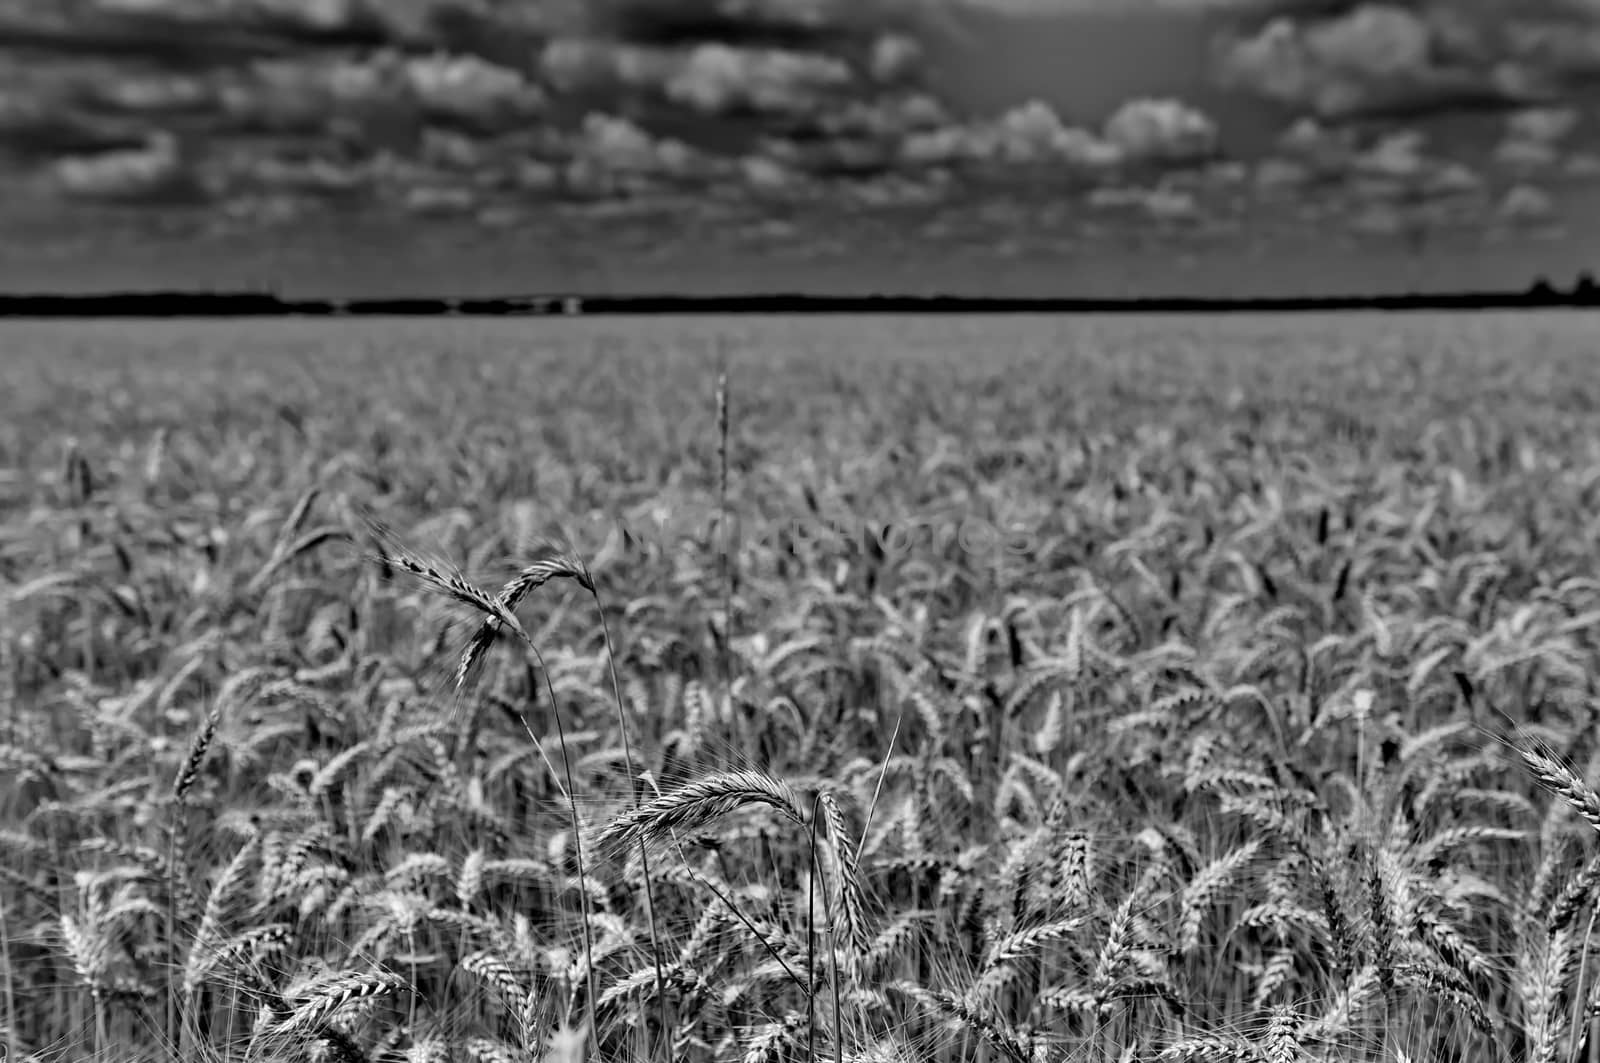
{"left": 1506, "top": 106, "right": 1582, "bottom": 144}
{"left": 52, "top": 131, "right": 196, "bottom": 201}
{"left": 208, "top": 48, "right": 541, "bottom": 142}
{"left": 868, "top": 33, "right": 922, "bottom": 84}
{"left": 1274, "top": 116, "right": 1355, "bottom": 170}
{"left": 90, "top": 71, "right": 216, "bottom": 114}
{"left": 665, "top": 43, "right": 854, "bottom": 114}
{"left": 991, "top": 101, "right": 1121, "bottom": 165}
{"left": 1214, "top": 4, "right": 1562, "bottom": 120}
{"left": 1498, "top": 182, "right": 1556, "bottom": 224}
{"left": 217, "top": 53, "right": 401, "bottom": 131}
{"left": 559, "top": 112, "right": 721, "bottom": 196}
{"left": 543, "top": 38, "right": 855, "bottom": 117}
{"left": 900, "top": 101, "right": 1087, "bottom": 166}
{"left": 233, "top": 151, "right": 377, "bottom": 195}
{"left": 1351, "top": 129, "right": 1427, "bottom": 180}
{"left": 899, "top": 97, "right": 1218, "bottom": 172}
{"left": 1257, "top": 114, "right": 1496, "bottom": 244}
{"left": 402, "top": 53, "right": 545, "bottom": 128}
{"left": 577, "top": 113, "right": 697, "bottom": 173}
{"left": 1213, "top": 0, "right": 1600, "bottom": 130}
{"left": 1494, "top": 106, "right": 1581, "bottom": 172}
{"left": 1422, "top": 161, "right": 1485, "bottom": 196}
{"left": 1103, "top": 98, "right": 1219, "bottom": 163}
{"left": 815, "top": 92, "right": 948, "bottom": 139}
{"left": 1273, "top": 117, "right": 1489, "bottom": 201}
{"left": 1504, "top": 18, "right": 1600, "bottom": 80}
{"left": 739, "top": 153, "right": 799, "bottom": 191}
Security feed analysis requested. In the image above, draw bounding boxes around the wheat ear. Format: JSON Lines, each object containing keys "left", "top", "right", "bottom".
{"left": 596, "top": 770, "right": 808, "bottom": 854}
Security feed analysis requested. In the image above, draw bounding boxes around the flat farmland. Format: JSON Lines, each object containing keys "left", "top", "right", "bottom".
{"left": 4, "top": 312, "right": 1600, "bottom": 1063}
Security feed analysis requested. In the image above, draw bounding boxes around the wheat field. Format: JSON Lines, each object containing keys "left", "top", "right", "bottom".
{"left": 5, "top": 312, "right": 1600, "bottom": 1063}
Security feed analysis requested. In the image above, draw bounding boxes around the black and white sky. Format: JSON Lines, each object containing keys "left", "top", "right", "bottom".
{"left": 2, "top": 0, "right": 1598, "bottom": 296}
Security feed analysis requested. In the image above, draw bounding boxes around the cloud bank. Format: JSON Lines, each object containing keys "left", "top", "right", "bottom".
{"left": 0, "top": 0, "right": 1594, "bottom": 264}
{"left": 2, "top": 1, "right": 1229, "bottom": 212}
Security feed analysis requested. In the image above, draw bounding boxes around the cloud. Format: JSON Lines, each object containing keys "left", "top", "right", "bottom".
{"left": 230, "top": 151, "right": 379, "bottom": 196}
{"left": 1103, "top": 98, "right": 1219, "bottom": 163}
{"left": 1567, "top": 152, "right": 1600, "bottom": 177}
{"left": 1493, "top": 105, "right": 1581, "bottom": 172}
{"left": 0, "top": 90, "right": 153, "bottom": 159}
{"left": 1506, "top": 106, "right": 1582, "bottom": 144}
{"left": 1253, "top": 156, "right": 1311, "bottom": 192}
{"left": 1211, "top": 0, "right": 1600, "bottom": 130}
{"left": 898, "top": 101, "right": 1112, "bottom": 168}
{"left": 1088, "top": 183, "right": 1202, "bottom": 220}
{"left": 1498, "top": 182, "right": 1556, "bottom": 224}
{"left": 1261, "top": 116, "right": 1494, "bottom": 241}
{"left": 562, "top": 112, "right": 716, "bottom": 196}
{"left": 1504, "top": 17, "right": 1600, "bottom": 80}
{"left": 1215, "top": 5, "right": 1544, "bottom": 120}
{"left": 868, "top": 33, "right": 923, "bottom": 84}
{"left": 1, "top": 0, "right": 372, "bottom": 58}
{"left": 899, "top": 97, "right": 1218, "bottom": 171}
{"left": 12, "top": 0, "right": 946, "bottom": 200}
{"left": 543, "top": 36, "right": 861, "bottom": 119}
{"left": 51, "top": 131, "right": 198, "bottom": 202}
{"left": 1350, "top": 129, "right": 1427, "bottom": 180}
{"left": 739, "top": 153, "right": 800, "bottom": 191}
{"left": 815, "top": 92, "right": 949, "bottom": 139}
{"left": 400, "top": 182, "right": 477, "bottom": 215}
{"left": 665, "top": 43, "right": 855, "bottom": 114}
{"left": 216, "top": 54, "right": 400, "bottom": 132}
{"left": 402, "top": 53, "right": 545, "bottom": 128}
{"left": 1273, "top": 117, "right": 1486, "bottom": 197}
{"left": 1494, "top": 135, "right": 1561, "bottom": 171}
{"left": 206, "top": 48, "right": 542, "bottom": 145}
{"left": 1422, "top": 160, "right": 1485, "bottom": 196}
{"left": 90, "top": 71, "right": 216, "bottom": 113}
{"left": 7, "top": 0, "right": 1395, "bottom": 246}
{"left": 1274, "top": 116, "right": 1355, "bottom": 169}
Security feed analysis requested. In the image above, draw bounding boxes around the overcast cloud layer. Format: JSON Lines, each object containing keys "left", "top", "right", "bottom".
{"left": 1, "top": 0, "right": 1597, "bottom": 294}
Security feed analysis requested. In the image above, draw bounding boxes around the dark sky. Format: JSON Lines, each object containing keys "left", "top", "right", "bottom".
{"left": 1, "top": 0, "right": 1597, "bottom": 296}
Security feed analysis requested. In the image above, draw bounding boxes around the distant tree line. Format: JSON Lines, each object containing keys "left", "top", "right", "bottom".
{"left": 1, "top": 272, "right": 1597, "bottom": 318}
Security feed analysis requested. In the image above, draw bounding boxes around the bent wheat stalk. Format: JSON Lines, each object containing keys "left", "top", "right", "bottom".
{"left": 460, "top": 539, "right": 673, "bottom": 1063}
{"left": 364, "top": 525, "right": 599, "bottom": 1049}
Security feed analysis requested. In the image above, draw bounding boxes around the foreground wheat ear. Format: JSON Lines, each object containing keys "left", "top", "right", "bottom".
{"left": 457, "top": 545, "right": 596, "bottom": 691}
{"left": 595, "top": 770, "right": 808, "bottom": 854}
{"left": 1517, "top": 740, "right": 1600, "bottom": 836}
